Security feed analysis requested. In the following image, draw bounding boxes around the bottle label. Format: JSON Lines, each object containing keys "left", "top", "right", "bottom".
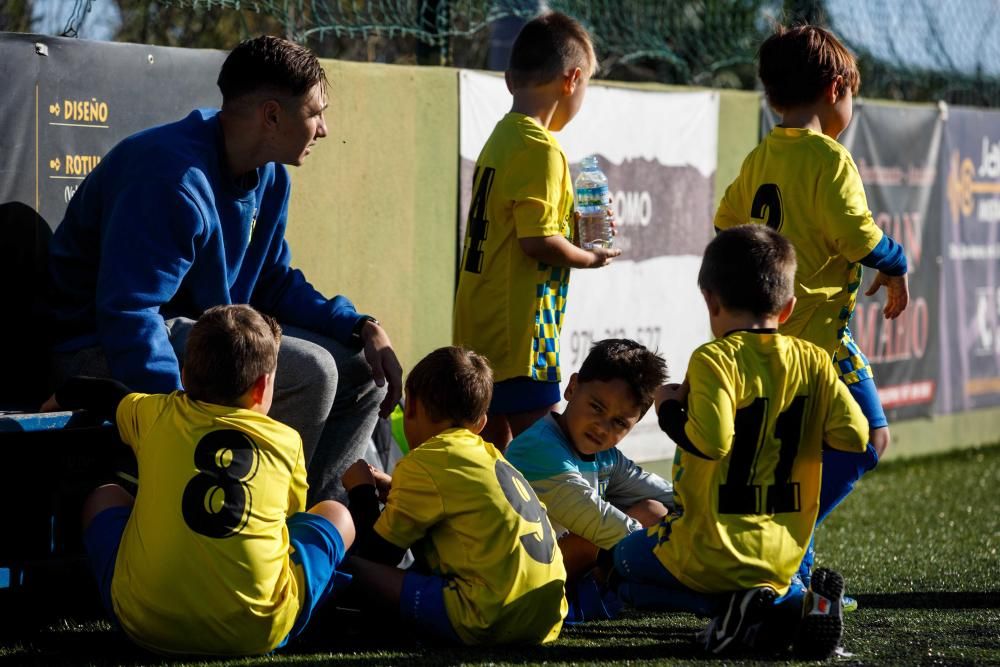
{"left": 576, "top": 184, "right": 609, "bottom": 208}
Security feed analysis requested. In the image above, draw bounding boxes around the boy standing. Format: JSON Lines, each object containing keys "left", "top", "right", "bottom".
{"left": 613, "top": 226, "right": 869, "bottom": 658}
{"left": 505, "top": 339, "right": 673, "bottom": 583}
{"left": 714, "top": 25, "right": 909, "bottom": 574}
{"left": 453, "top": 12, "right": 621, "bottom": 449}
{"left": 342, "top": 347, "right": 568, "bottom": 645}
{"left": 46, "top": 305, "right": 355, "bottom": 655}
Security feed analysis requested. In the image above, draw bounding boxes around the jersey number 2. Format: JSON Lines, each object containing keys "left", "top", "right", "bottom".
{"left": 718, "top": 395, "right": 806, "bottom": 515}
{"left": 494, "top": 460, "right": 556, "bottom": 564}
{"left": 181, "top": 430, "right": 260, "bottom": 538}
{"left": 750, "top": 183, "right": 783, "bottom": 231}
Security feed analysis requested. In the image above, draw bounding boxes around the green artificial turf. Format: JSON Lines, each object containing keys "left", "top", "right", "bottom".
{"left": 2, "top": 443, "right": 998, "bottom": 666}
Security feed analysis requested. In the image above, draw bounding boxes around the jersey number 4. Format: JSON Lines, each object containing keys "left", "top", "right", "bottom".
{"left": 181, "top": 430, "right": 260, "bottom": 538}
{"left": 494, "top": 460, "right": 556, "bottom": 564}
{"left": 718, "top": 395, "right": 806, "bottom": 515}
{"left": 461, "top": 166, "right": 496, "bottom": 274}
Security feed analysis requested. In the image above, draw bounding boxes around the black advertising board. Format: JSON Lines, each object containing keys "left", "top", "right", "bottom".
{"left": 939, "top": 105, "right": 1000, "bottom": 413}
{"left": 0, "top": 32, "right": 225, "bottom": 231}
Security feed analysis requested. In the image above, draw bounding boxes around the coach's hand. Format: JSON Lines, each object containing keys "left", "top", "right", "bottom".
{"left": 39, "top": 394, "right": 62, "bottom": 412}
{"left": 342, "top": 459, "right": 377, "bottom": 492}
{"left": 654, "top": 380, "right": 689, "bottom": 412}
{"left": 865, "top": 271, "right": 909, "bottom": 319}
{"left": 360, "top": 320, "right": 404, "bottom": 419}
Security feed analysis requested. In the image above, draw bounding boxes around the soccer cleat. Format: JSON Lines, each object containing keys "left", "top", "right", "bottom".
{"left": 793, "top": 567, "right": 845, "bottom": 660}
{"left": 700, "top": 586, "right": 778, "bottom": 654}
{"left": 843, "top": 595, "right": 858, "bottom": 613}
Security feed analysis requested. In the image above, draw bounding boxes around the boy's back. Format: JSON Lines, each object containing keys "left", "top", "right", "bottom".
{"left": 658, "top": 331, "right": 868, "bottom": 593}
{"left": 714, "top": 128, "right": 882, "bottom": 354}
{"left": 375, "top": 427, "right": 568, "bottom": 644}
{"left": 454, "top": 113, "right": 574, "bottom": 382}
{"left": 113, "top": 391, "right": 307, "bottom": 654}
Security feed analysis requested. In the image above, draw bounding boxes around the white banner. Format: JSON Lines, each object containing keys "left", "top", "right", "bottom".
{"left": 459, "top": 70, "right": 720, "bottom": 462}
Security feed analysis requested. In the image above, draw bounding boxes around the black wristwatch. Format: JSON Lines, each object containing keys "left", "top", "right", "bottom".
{"left": 351, "top": 315, "right": 379, "bottom": 343}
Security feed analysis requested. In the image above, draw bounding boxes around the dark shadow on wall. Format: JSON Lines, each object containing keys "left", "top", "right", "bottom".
{"left": 0, "top": 201, "right": 53, "bottom": 410}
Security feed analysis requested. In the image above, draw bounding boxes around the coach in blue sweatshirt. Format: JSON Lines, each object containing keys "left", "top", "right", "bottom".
{"left": 47, "top": 36, "right": 402, "bottom": 504}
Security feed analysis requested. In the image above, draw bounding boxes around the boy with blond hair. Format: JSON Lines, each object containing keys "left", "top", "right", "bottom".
{"left": 454, "top": 11, "right": 621, "bottom": 450}
{"left": 45, "top": 305, "right": 355, "bottom": 655}
{"left": 342, "top": 347, "right": 567, "bottom": 645}
{"left": 714, "top": 25, "right": 910, "bottom": 593}
{"left": 612, "top": 226, "right": 869, "bottom": 658}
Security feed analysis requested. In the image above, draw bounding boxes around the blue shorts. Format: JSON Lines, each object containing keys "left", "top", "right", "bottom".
{"left": 834, "top": 327, "right": 888, "bottom": 429}
{"left": 400, "top": 571, "right": 462, "bottom": 644}
{"left": 489, "top": 377, "right": 561, "bottom": 415}
{"left": 83, "top": 508, "right": 349, "bottom": 646}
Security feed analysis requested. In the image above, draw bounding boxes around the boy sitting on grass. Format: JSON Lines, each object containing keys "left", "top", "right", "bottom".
{"left": 43, "top": 304, "right": 355, "bottom": 656}
{"left": 505, "top": 339, "right": 673, "bottom": 589}
{"left": 342, "top": 346, "right": 568, "bottom": 645}
{"left": 612, "top": 226, "right": 869, "bottom": 659}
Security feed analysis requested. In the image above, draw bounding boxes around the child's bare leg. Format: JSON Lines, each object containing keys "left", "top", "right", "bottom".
{"left": 344, "top": 556, "right": 406, "bottom": 612}
{"left": 626, "top": 499, "right": 669, "bottom": 527}
{"left": 82, "top": 483, "right": 134, "bottom": 531}
{"left": 480, "top": 413, "right": 513, "bottom": 451}
{"left": 870, "top": 426, "right": 890, "bottom": 458}
{"left": 308, "top": 500, "right": 356, "bottom": 550}
{"left": 559, "top": 532, "right": 600, "bottom": 584}
{"left": 507, "top": 404, "right": 558, "bottom": 440}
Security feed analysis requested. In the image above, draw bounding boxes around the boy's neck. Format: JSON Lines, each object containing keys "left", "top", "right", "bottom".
{"left": 510, "top": 88, "right": 560, "bottom": 130}
{"left": 779, "top": 105, "right": 834, "bottom": 139}
{"left": 711, "top": 310, "right": 780, "bottom": 338}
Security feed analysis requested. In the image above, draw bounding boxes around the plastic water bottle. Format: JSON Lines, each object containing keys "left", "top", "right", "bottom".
{"left": 574, "top": 155, "right": 613, "bottom": 250}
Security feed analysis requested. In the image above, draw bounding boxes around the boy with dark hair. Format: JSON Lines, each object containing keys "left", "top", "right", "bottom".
{"left": 48, "top": 35, "right": 401, "bottom": 506}
{"left": 612, "top": 226, "right": 869, "bottom": 658}
{"left": 342, "top": 346, "right": 568, "bottom": 645}
{"left": 714, "top": 24, "right": 909, "bottom": 595}
{"left": 505, "top": 339, "right": 673, "bottom": 584}
{"left": 43, "top": 305, "right": 355, "bottom": 655}
{"left": 453, "top": 12, "right": 621, "bottom": 450}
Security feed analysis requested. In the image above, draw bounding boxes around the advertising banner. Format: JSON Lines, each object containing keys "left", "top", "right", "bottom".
{"left": 460, "top": 71, "right": 719, "bottom": 461}
{"left": 839, "top": 103, "right": 944, "bottom": 420}
{"left": 0, "top": 33, "right": 224, "bottom": 231}
{"left": 939, "top": 106, "right": 1000, "bottom": 412}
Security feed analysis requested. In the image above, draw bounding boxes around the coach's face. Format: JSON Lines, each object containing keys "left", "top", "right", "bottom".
{"left": 272, "top": 83, "right": 328, "bottom": 166}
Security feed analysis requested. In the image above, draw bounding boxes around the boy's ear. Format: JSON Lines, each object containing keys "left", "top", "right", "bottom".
{"left": 562, "top": 66, "right": 583, "bottom": 95}
{"left": 470, "top": 412, "right": 488, "bottom": 435}
{"left": 504, "top": 70, "right": 515, "bottom": 94}
{"left": 702, "top": 289, "right": 722, "bottom": 317}
{"left": 250, "top": 373, "right": 269, "bottom": 404}
{"left": 777, "top": 296, "right": 797, "bottom": 324}
{"left": 564, "top": 373, "right": 580, "bottom": 401}
{"left": 826, "top": 75, "right": 845, "bottom": 103}
{"left": 403, "top": 395, "right": 418, "bottom": 419}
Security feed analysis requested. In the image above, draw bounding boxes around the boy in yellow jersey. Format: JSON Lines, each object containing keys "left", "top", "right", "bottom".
{"left": 44, "top": 305, "right": 356, "bottom": 655}
{"left": 342, "top": 347, "right": 568, "bottom": 645}
{"left": 714, "top": 25, "right": 909, "bottom": 592}
{"left": 611, "top": 226, "right": 869, "bottom": 659}
{"left": 453, "top": 12, "right": 621, "bottom": 450}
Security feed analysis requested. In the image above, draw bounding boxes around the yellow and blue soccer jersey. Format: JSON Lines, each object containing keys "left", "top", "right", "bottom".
{"left": 715, "top": 127, "right": 884, "bottom": 355}
{"left": 506, "top": 414, "right": 673, "bottom": 550}
{"left": 655, "top": 332, "right": 869, "bottom": 595}
{"left": 453, "top": 112, "right": 575, "bottom": 383}
{"left": 112, "top": 391, "right": 308, "bottom": 655}
{"left": 374, "top": 427, "right": 568, "bottom": 645}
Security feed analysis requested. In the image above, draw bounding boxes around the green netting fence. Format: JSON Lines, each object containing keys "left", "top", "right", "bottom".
{"left": 48, "top": 0, "right": 1000, "bottom": 107}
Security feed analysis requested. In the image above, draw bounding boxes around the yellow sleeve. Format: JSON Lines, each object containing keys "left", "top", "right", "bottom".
{"left": 287, "top": 440, "right": 308, "bottom": 516}
{"left": 821, "top": 361, "right": 870, "bottom": 453}
{"left": 821, "top": 154, "right": 883, "bottom": 262}
{"left": 509, "top": 141, "right": 568, "bottom": 239}
{"left": 713, "top": 176, "right": 746, "bottom": 231}
{"left": 373, "top": 456, "right": 446, "bottom": 549}
{"left": 114, "top": 392, "right": 159, "bottom": 454}
{"left": 683, "top": 349, "right": 736, "bottom": 460}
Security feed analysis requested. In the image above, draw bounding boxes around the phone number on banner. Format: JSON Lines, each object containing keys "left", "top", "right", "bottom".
{"left": 567, "top": 327, "right": 662, "bottom": 365}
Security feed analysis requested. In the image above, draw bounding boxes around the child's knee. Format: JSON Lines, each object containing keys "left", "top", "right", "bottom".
{"left": 82, "top": 483, "right": 133, "bottom": 531}
{"left": 310, "top": 499, "right": 355, "bottom": 549}
{"left": 626, "top": 499, "right": 669, "bottom": 527}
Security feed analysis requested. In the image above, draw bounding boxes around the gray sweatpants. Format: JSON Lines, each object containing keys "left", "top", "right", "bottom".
{"left": 51, "top": 317, "right": 385, "bottom": 505}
